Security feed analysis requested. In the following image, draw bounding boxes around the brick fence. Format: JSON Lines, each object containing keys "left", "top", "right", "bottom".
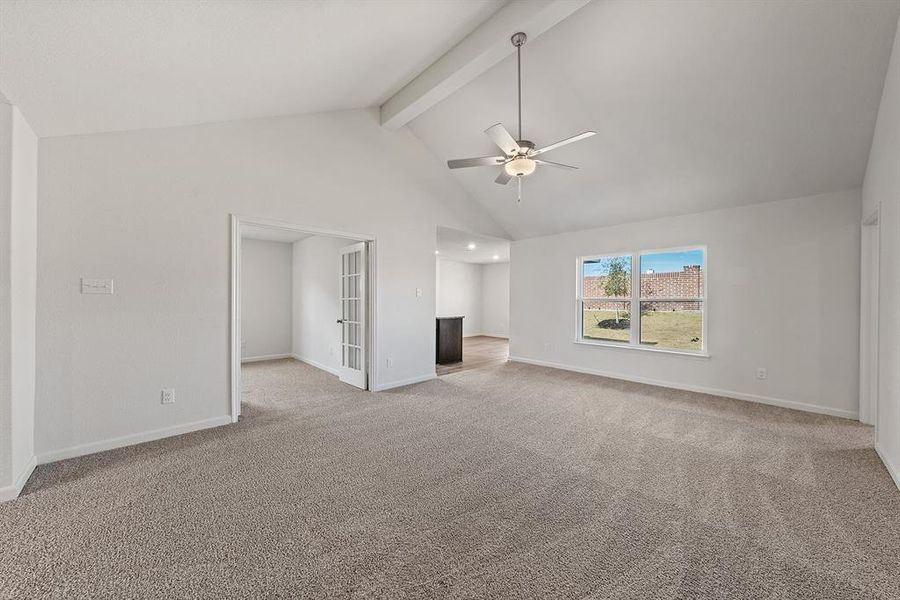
{"left": 584, "top": 265, "right": 703, "bottom": 311}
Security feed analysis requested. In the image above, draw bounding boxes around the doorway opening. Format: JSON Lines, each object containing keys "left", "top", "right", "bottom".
{"left": 230, "top": 215, "right": 376, "bottom": 422}
{"left": 435, "top": 226, "right": 510, "bottom": 376}
{"left": 860, "top": 206, "right": 880, "bottom": 427}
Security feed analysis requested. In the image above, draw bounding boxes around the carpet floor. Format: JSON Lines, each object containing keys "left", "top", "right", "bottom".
{"left": 1, "top": 360, "right": 898, "bottom": 599}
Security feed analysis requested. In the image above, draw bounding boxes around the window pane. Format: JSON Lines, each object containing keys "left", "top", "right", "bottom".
{"left": 639, "top": 249, "right": 704, "bottom": 299}
{"left": 582, "top": 255, "right": 632, "bottom": 299}
{"left": 639, "top": 301, "right": 702, "bottom": 350}
{"left": 582, "top": 301, "right": 631, "bottom": 343}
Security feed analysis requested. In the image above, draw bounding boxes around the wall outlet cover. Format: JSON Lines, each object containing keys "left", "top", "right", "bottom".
{"left": 161, "top": 388, "right": 176, "bottom": 404}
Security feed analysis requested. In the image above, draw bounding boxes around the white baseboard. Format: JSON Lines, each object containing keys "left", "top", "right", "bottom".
{"left": 875, "top": 444, "right": 900, "bottom": 491}
{"left": 0, "top": 455, "right": 37, "bottom": 503}
{"left": 508, "top": 356, "right": 859, "bottom": 420}
{"left": 374, "top": 372, "right": 436, "bottom": 391}
{"left": 241, "top": 353, "right": 291, "bottom": 363}
{"left": 291, "top": 354, "right": 340, "bottom": 376}
{"left": 36, "top": 415, "right": 233, "bottom": 466}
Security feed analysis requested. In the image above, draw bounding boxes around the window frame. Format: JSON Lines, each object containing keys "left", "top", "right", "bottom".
{"left": 575, "top": 245, "right": 709, "bottom": 357}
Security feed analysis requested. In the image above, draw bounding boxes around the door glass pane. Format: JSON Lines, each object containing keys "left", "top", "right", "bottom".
{"left": 640, "top": 301, "right": 703, "bottom": 350}
{"left": 639, "top": 249, "right": 704, "bottom": 299}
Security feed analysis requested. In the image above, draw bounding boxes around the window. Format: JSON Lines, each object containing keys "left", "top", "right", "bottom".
{"left": 580, "top": 255, "right": 632, "bottom": 343}
{"left": 577, "top": 247, "right": 706, "bottom": 354}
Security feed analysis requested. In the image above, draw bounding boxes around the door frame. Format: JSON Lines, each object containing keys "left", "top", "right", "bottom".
{"left": 230, "top": 214, "right": 377, "bottom": 423}
{"left": 859, "top": 204, "right": 880, "bottom": 426}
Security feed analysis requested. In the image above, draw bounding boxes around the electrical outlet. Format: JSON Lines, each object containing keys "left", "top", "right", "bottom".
{"left": 386, "top": 357, "right": 394, "bottom": 368}
{"left": 756, "top": 368, "right": 767, "bottom": 380}
{"left": 161, "top": 388, "right": 175, "bottom": 404}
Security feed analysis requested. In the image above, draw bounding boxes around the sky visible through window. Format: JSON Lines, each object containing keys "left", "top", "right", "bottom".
{"left": 584, "top": 249, "right": 704, "bottom": 276}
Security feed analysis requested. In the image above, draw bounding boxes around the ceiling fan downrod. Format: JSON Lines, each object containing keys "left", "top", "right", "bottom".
{"left": 511, "top": 32, "right": 526, "bottom": 141}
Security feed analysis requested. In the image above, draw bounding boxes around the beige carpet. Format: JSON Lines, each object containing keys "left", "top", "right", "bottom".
{"left": 1, "top": 360, "right": 898, "bottom": 599}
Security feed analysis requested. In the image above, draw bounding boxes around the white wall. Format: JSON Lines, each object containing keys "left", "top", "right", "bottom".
{"left": 35, "top": 108, "right": 506, "bottom": 460}
{"left": 436, "top": 258, "right": 482, "bottom": 337}
{"left": 292, "top": 235, "right": 349, "bottom": 375}
{"left": 510, "top": 190, "right": 861, "bottom": 418}
{"left": 0, "top": 103, "right": 38, "bottom": 500}
{"left": 481, "top": 262, "right": 509, "bottom": 338}
{"left": 240, "top": 239, "right": 292, "bottom": 361}
{"left": 862, "top": 16, "right": 900, "bottom": 487}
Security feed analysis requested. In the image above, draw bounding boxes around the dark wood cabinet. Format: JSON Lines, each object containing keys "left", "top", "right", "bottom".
{"left": 436, "top": 317, "right": 464, "bottom": 364}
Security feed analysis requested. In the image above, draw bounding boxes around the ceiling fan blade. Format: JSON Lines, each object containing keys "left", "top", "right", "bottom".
{"left": 447, "top": 156, "right": 506, "bottom": 169}
{"left": 495, "top": 170, "right": 513, "bottom": 185}
{"left": 531, "top": 131, "right": 596, "bottom": 157}
{"left": 485, "top": 123, "right": 521, "bottom": 156}
{"left": 534, "top": 159, "right": 578, "bottom": 170}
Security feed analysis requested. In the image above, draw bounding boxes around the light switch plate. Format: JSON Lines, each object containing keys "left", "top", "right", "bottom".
{"left": 81, "top": 278, "right": 114, "bottom": 294}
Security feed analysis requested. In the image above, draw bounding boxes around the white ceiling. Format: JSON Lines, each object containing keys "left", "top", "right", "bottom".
{"left": 409, "top": 0, "right": 900, "bottom": 239}
{"left": 437, "top": 226, "right": 510, "bottom": 264}
{"left": 241, "top": 224, "right": 312, "bottom": 244}
{"left": 3, "top": 0, "right": 897, "bottom": 241}
{"left": 0, "top": 0, "right": 502, "bottom": 137}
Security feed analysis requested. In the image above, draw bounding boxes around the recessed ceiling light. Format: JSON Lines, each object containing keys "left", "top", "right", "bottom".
{"left": 467, "top": 242, "right": 477, "bottom": 250}
{"left": 434, "top": 250, "right": 439, "bottom": 255}
{"left": 492, "top": 254, "right": 500, "bottom": 260}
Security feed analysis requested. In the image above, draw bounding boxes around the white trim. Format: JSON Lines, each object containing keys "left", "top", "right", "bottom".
{"left": 373, "top": 372, "right": 436, "bottom": 391}
{"left": 859, "top": 204, "right": 880, "bottom": 426}
{"left": 0, "top": 455, "right": 37, "bottom": 502}
{"left": 231, "top": 214, "right": 378, "bottom": 423}
{"left": 36, "top": 415, "right": 232, "bottom": 465}
{"left": 241, "top": 353, "right": 292, "bottom": 364}
{"left": 509, "top": 356, "right": 858, "bottom": 420}
{"left": 875, "top": 444, "right": 900, "bottom": 491}
{"left": 291, "top": 354, "right": 340, "bottom": 377}
{"left": 574, "top": 338, "right": 709, "bottom": 358}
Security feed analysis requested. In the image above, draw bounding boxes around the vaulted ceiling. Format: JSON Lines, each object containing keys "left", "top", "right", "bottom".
{"left": 408, "top": 0, "right": 900, "bottom": 238}
{"left": 0, "top": 0, "right": 502, "bottom": 136}
{"left": 2, "top": 1, "right": 898, "bottom": 240}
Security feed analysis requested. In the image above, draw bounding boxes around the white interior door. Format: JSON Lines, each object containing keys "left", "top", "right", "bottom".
{"left": 338, "top": 242, "right": 367, "bottom": 389}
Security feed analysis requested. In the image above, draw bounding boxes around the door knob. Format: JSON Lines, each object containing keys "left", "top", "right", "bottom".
{"left": 336, "top": 319, "right": 343, "bottom": 324}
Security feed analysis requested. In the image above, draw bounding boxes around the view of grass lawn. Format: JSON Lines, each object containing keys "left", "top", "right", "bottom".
{"left": 583, "top": 309, "right": 703, "bottom": 350}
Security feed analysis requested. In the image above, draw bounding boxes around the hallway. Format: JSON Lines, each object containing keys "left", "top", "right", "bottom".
{"left": 436, "top": 335, "right": 508, "bottom": 376}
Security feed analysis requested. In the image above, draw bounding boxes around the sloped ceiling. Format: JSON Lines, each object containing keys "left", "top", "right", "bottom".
{"left": 408, "top": 0, "right": 900, "bottom": 239}
{"left": 0, "top": 0, "right": 502, "bottom": 137}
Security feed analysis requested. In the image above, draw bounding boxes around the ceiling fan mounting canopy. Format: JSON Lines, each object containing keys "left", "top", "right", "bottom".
{"left": 446, "top": 30, "right": 596, "bottom": 202}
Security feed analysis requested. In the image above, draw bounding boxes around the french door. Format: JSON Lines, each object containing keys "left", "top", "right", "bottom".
{"left": 338, "top": 242, "right": 367, "bottom": 389}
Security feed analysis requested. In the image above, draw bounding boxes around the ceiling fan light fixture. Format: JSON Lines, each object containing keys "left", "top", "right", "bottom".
{"left": 504, "top": 157, "right": 536, "bottom": 177}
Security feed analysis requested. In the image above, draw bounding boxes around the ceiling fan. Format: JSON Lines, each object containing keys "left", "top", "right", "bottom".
{"left": 447, "top": 32, "right": 595, "bottom": 202}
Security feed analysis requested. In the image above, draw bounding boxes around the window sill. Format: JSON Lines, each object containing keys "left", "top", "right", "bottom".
{"left": 574, "top": 338, "right": 710, "bottom": 358}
